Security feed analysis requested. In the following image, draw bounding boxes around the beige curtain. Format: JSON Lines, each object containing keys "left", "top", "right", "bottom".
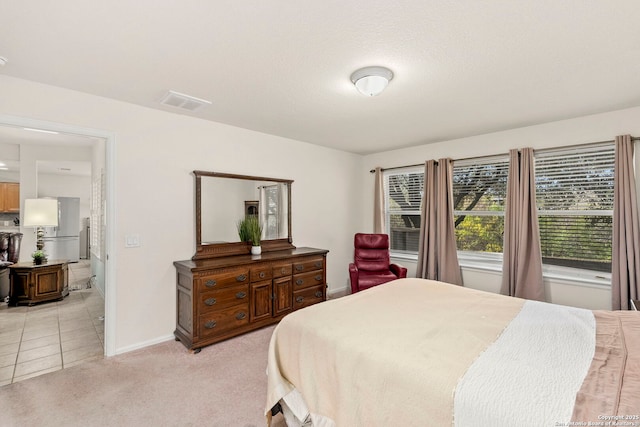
{"left": 416, "top": 159, "right": 463, "bottom": 285}
{"left": 500, "top": 148, "right": 545, "bottom": 301}
{"left": 373, "top": 167, "right": 385, "bottom": 233}
{"left": 612, "top": 135, "right": 640, "bottom": 310}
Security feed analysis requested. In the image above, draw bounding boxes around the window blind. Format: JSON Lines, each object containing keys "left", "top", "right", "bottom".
{"left": 535, "top": 144, "right": 614, "bottom": 271}
{"left": 385, "top": 167, "right": 423, "bottom": 253}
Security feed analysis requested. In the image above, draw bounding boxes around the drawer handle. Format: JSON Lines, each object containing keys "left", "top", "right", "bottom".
{"left": 315, "top": 291, "right": 323, "bottom": 298}
{"left": 205, "top": 279, "right": 217, "bottom": 288}
{"left": 315, "top": 261, "right": 323, "bottom": 268}
{"left": 204, "top": 320, "right": 217, "bottom": 329}
{"left": 295, "top": 265, "right": 303, "bottom": 272}
{"left": 236, "top": 274, "right": 247, "bottom": 282}
{"left": 259, "top": 272, "right": 266, "bottom": 279}
{"left": 204, "top": 298, "right": 216, "bottom": 306}
{"left": 236, "top": 292, "right": 247, "bottom": 299}
{"left": 236, "top": 312, "right": 246, "bottom": 320}
{"left": 281, "top": 268, "right": 287, "bottom": 274}
{"left": 296, "top": 296, "right": 304, "bottom": 303}
{"left": 296, "top": 279, "right": 304, "bottom": 286}
{"left": 315, "top": 275, "right": 322, "bottom": 281}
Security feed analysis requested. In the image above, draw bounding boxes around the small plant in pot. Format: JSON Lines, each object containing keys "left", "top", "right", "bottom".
{"left": 237, "top": 216, "right": 263, "bottom": 255}
{"left": 32, "top": 250, "right": 46, "bottom": 265}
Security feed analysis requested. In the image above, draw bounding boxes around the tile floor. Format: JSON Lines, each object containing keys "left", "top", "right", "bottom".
{"left": 0, "top": 260, "right": 104, "bottom": 386}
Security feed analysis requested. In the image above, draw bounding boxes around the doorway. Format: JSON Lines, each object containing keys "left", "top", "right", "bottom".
{"left": 0, "top": 115, "right": 115, "bottom": 366}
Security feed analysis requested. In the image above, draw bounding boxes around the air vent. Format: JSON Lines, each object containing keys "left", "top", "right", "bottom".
{"left": 159, "top": 90, "right": 212, "bottom": 112}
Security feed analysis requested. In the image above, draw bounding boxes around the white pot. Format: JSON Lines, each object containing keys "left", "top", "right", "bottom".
{"left": 251, "top": 245, "right": 262, "bottom": 255}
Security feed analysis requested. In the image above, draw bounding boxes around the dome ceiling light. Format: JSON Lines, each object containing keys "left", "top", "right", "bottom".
{"left": 350, "top": 66, "right": 394, "bottom": 97}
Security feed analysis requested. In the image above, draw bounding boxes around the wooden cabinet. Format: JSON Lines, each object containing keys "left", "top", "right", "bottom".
{"left": 8, "top": 260, "right": 69, "bottom": 306}
{"left": 0, "top": 182, "right": 19, "bottom": 213}
{"left": 174, "top": 247, "right": 328, "bottom": 352}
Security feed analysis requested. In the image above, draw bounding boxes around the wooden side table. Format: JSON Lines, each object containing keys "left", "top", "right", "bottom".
{"left": 8, "top": 260, "right": 69, "bottom": 306}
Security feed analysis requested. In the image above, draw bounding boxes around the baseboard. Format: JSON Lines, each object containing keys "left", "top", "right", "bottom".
{"left": 113, "top": 333, "right": 175, "bottom": 356}
{"left": 328, "top": 286, "right": 350, "bottom": 299}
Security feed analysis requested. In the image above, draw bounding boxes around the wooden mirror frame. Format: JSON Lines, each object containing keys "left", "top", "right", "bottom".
{"left": 192, "top": 170, "right": 295, "bottom": 260}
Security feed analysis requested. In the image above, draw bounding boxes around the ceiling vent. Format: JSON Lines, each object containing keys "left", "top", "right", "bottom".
{"left": 159, "top": 90, "right": 212, "bottom": 112}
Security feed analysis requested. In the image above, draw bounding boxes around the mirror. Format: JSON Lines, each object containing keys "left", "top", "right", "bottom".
{"left": 193, "top": 171, "right": 294, "bottom": 259}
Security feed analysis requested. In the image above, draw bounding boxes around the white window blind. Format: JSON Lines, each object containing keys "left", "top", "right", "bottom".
{"left": 453, "top": 156, "right": 509, "bottom": 253}
{"left": 535, "top": 144, "right": 614, "bottom": 272}
{"left": 385, "top": 167, "right": 423, "bottom": 255}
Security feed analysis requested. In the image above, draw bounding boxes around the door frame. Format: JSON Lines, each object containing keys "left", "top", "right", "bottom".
{"left": 0, "top": 114, "right": 116, "bottom": 356}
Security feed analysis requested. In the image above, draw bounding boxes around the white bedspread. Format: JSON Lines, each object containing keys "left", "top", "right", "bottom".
{"left": 454, "top": 300, "right": 596, "bottom": 427}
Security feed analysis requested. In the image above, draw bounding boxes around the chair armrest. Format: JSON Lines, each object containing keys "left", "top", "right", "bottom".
{"left": 349, "top": 263, "right": 359, "bottom": 294}
{"left": 390, "top": 263, "right": 408, "bottom": 279}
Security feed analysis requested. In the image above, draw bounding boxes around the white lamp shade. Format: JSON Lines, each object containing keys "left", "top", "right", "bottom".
{"left": 23, "top": 199, "right": 59, "bottom": 227}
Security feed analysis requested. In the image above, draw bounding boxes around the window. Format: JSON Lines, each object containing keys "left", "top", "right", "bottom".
{"left": 385, "top": 167, "right": 423, "bottom": 255}
{"left": 262, "top": 184, "right": 280, "bottom": 240}
{"left": 535, "top": 144, "right": 614, "bottom": 272}
{"left": 383, "top": 144, "right": 615, "bottom": 278}
{"left": 453, "top": 157, "right": 509, "bottom": 255}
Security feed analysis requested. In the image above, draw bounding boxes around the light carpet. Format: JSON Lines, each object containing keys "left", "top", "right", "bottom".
{"left": 0, "top": 324, "right": 285, "bottom": 427}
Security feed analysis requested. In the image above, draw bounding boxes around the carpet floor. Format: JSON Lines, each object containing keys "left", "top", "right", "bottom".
{"left": 0, "top": 324, "right": 285, "bottom": 427}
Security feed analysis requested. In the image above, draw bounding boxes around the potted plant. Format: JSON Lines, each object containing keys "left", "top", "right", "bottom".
{"left": 32, "top": 250, "right": 46, "bottom": 265}
{"left": 237, "top": 216, "right": 263, "bottom": 255}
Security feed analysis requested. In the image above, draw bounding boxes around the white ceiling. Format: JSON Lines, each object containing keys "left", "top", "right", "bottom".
{"left": 2, "top": 1, "right": 640, "bottom": 155}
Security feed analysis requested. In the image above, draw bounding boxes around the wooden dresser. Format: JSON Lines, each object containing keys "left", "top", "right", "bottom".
{"left": 174, "top": 247, "right": 328, "bottom": 352}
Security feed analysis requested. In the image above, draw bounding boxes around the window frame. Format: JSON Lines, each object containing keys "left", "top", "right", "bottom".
{"left": 384, "top": 166, "right": 424, "bottom": 257}
{"left": 382, "top": 144, "right": 615, "bottom": 288}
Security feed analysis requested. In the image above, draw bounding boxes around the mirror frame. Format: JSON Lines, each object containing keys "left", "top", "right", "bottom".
{"left": 193, "top": 170, "right": 295, "bottom": 260}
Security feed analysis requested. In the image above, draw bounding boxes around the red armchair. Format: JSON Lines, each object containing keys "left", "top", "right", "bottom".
{"left": 349, "top": 233, "right": 407, "bottom": 294}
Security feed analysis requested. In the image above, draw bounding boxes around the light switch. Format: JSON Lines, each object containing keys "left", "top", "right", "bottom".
{"left": 125, "top": 234, "right": 141, "bottom": 248}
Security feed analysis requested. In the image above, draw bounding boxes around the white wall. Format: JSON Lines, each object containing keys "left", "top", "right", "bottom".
{"left": 360, "top": 107, "right": 640, "bottom": 310}
{"left": 0, "top": 75, "right": 361, "bottom": 353}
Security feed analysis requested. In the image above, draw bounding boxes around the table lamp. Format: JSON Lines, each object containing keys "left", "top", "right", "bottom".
{"left": 23, "top": 198, "right": 59, "bottom": 261}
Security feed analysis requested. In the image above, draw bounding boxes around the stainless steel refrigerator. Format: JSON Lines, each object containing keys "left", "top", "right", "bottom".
{"left": 42, "top": 197, "right": 80, "bottom": 262}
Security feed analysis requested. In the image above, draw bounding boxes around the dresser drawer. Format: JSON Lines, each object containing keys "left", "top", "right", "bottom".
{"left": 199, "top": 283, "right": 249, "bottom": 314}
{"left": 293, "top": 285, "right": 325, "bottom": 310}
{"left": 199, "top": 305, "right": 249, "bottom": 338}
{"left": 250, "top": 265, "right": 272, "bottom": 282}
{"left": 196, "top": 268, "right": 249, "bottom": 292}
{"left": 272, "top": 262, "right": 292, "bottom": 278}
{"left": 292, "top": 256, "right": 324, "bottom": 274}
{"left": 293, "top": 270, "right": 324, "bottom": 290}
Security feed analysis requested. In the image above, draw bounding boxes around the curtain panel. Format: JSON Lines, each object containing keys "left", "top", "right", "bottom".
{"left": 373, "top": 167, "right": 385, "bottom": 234}
{"left": 416, "top": 159, "right": 462, "bottom": 285}
{"left": 612, "top": 135, "right": 640, "bottom": 310}
{"left": 500, "top": 148, "right": 545, "bottom": 301}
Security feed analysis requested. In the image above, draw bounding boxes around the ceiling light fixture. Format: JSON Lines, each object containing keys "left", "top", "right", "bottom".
{"left": 350, "top": 66, "right": 394, "bottom": 96}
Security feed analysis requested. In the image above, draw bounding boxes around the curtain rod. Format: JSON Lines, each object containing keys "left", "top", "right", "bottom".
{"left": 369, "top": 137, "right": 640, "bottom": 173}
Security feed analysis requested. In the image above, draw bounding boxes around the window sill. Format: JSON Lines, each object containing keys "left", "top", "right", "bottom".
{"left": 391, "top": 251, "right": 611, "bottom": 288}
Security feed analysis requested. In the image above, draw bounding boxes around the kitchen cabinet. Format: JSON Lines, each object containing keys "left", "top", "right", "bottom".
{"left": 0, "top": 183, "right": 20, "bottom": 213}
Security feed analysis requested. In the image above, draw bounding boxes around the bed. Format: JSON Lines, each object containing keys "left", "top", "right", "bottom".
{"left": 265, "top": 278, "right": 640, "bottom": 426}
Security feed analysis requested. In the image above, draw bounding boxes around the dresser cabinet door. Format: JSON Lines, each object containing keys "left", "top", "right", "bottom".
{"left": 250, "top": 280, "right": 273, "bottom": 322}
{"left": 273, "top": 276, "right": 292, "bottom": 315}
